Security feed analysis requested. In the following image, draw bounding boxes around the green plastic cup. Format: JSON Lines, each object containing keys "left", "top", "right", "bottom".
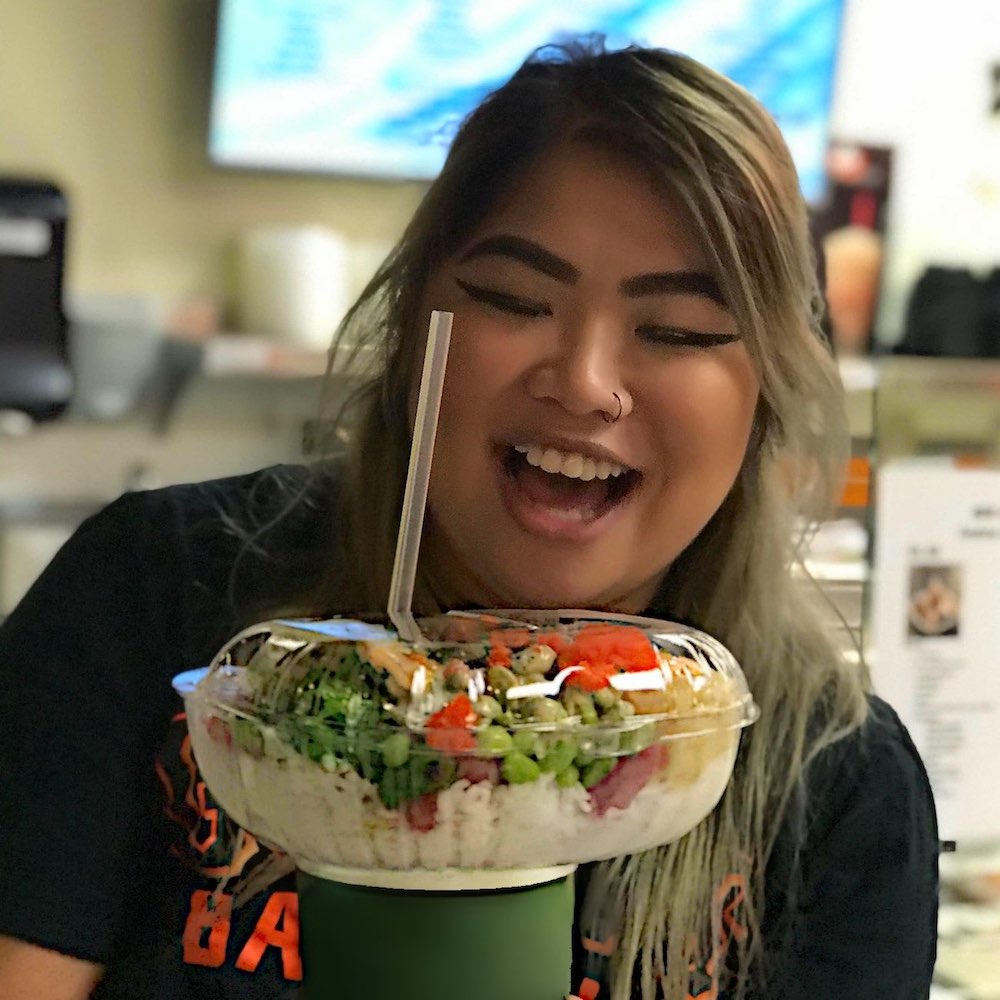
{"left": 296, "top": 871, "right": 574, "bottom": 999}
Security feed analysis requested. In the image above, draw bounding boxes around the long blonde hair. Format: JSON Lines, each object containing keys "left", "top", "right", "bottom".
{"left": 304, "top": 40, "right": 869, "bottom": 998}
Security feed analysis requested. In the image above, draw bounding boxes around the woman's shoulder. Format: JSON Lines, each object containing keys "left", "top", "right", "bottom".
{"left": 1, "top": 462, "right": 341, "bottom": 668}
{"left": 804, "top": 694, "right": 935, "bottom": 824}
{"left": 760, "top": 694, "right": 939, "bottom": 995}
{"left": 81, "top": 461, "right": 338, "bottom": 574}
{"left": 110, "top": 461, "right": 335, "bottom": 532}
{"left": 127, "top": 461, "right": 340, "bottom": 635}
{"left": 766, "top": 691, "right": 939, "bottom": 914}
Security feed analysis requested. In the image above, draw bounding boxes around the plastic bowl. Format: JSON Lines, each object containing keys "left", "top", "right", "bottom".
{"left": 177, "top": 610, "right": 758, "bottom": 885}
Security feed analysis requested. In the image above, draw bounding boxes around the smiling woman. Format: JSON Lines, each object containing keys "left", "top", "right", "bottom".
{"left": 418, "top": 142, "right": 758, "bottom": 613}
{"left": 0, "top": 36, "right": 937, "bottom": 1000}
{"left": 312, "top": 40, "right": 937, "bottom": 1000}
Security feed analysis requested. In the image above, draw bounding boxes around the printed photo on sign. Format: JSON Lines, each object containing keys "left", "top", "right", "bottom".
{"left": 907, "top": 565, "right": 961, "bottom": 639}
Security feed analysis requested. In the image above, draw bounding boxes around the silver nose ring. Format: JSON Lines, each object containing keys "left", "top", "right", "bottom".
{"left": 603, "top": 392, "right": 623, "bottom": 424}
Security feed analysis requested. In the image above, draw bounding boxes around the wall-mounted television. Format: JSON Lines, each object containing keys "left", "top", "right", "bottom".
{"left": 209, "top": 0, "right": 845, "bottom": 203}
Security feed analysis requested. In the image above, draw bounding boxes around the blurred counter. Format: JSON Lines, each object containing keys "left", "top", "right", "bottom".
{"left": 0, "top": 354, "right": 335, "bottom": 616}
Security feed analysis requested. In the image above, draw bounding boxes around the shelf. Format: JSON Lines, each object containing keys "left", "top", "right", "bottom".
{"left": 198, "top": 334, "right": 330, "bottom": 379}
{"left": 838, "top": 355, "right": 880, "bottom": 393}
{"left": 799, "top": 558, "right": 869, "bottom": 584}
{"left": 171, "top": 336, "right": 884, "bottom": 385}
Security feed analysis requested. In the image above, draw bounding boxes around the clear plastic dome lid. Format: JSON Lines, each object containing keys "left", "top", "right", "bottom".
{"left": 178, "top": 610, "right": 758, "bottom": 878}
{"left": 196, "top": 609, "right": 757, "bottom": 753}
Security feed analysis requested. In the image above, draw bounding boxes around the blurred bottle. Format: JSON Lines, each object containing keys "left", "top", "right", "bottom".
{"left": 823, "top": 224, "right": 884, "bottom": 357}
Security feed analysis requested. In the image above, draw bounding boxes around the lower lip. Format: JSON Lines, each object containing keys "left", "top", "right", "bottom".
{"left": 495, "top": 455, "right": 632, "bottom": 543}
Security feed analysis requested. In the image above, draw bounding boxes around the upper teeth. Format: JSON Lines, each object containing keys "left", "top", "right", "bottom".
{"left": 514, "top": 444, "right": 627, "bottom": 481}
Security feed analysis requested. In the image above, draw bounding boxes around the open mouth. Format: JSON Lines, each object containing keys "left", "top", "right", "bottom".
{"left": 499, "top": 443, "right": 642, "bottom": 527}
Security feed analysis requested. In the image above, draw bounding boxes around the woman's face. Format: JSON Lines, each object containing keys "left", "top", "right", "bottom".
{"left": 417, "top": 142, "right": 760, "bottom": 612}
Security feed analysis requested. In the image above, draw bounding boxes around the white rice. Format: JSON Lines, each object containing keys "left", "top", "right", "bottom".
{"left": 188, "top": 700, "right": 736, "bottom": 875}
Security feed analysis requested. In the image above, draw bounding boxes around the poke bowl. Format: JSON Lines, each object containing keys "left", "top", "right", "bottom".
{"left": 177, "top": 610, "right": 759, "bottom": 886}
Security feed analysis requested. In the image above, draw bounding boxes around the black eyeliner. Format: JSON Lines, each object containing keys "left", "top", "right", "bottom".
{"left": 637, "top": 326, "right": 739, "bottom": 347}
{"left": 454, "top": 277, "right": 551, "bottom": 317}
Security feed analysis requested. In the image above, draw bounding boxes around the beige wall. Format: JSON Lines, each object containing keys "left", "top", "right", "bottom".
{"left": 6, "top": 0, "right": 998, "bottom": 340}
{"left": 0, "top": 0, "right": 425, "bottom": 314}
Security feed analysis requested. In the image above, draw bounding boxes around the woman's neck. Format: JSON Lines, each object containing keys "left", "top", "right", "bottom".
{"left": 417, "top": 527, "right": 665, "bottom": 617}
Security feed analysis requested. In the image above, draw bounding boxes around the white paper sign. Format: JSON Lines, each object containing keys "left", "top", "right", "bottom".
{"left": 871, "top": 459, "right": 1000, "bottom": 844}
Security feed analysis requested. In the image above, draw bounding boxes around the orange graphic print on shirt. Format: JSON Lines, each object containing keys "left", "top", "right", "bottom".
{"left": 686, "top": 874, "right": 748, "bottom": 999}
{"left": 156, "top": 711, "right": 301, "bottom": 981}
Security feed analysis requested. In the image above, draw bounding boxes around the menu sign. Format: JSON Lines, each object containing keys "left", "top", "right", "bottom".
{"left": 871, "top": 460, "right": 1000, "bottom": 843}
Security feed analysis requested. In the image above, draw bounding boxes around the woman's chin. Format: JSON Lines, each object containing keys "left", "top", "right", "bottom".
{"left": 425, "top": 530, "right": 657, "bottom": 613}
{"left": 486, "top": 573, "right": 647, "bottom": 614}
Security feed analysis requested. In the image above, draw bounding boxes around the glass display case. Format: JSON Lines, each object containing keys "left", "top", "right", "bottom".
{"left": 844, "top": 357, "right": 1000, "bottom": 1000}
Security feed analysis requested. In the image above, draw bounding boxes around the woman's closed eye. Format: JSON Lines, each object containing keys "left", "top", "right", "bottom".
{"left": 636, "top": 324, "right": 739, "bottom": 349}
{"left": 455, "top": 278, "right": 552, "bottom": 318}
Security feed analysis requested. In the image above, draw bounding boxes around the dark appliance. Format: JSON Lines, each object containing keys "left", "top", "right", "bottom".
{"left": 0, "top": 178, "right": 73, "bottom": 421}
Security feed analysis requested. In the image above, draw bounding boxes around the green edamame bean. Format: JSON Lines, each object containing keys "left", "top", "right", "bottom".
{"left": 380, "top": 731, "right": 411, "bottom": 768}
{"left": 430, "top": 755, "right": 457, "bottom": 790}
{"left": 379, "top": 767, "right": 402, "bottom": 809}
{"left": 555, "top": 765, "right": 580, "bottom": 788}
{"left": 357, "top": 744, "right": 379, "bottom": 781}
{"left": 477, "top": 725, "right": 514, "bottom": 756}
{"left": 591, "top": 730, "right": 621, "bottom": 756}
{"left": 475, "top": 695, "right": 503, "bottom": 721}
{"left": 501, "top": 751, "right": 541, "bottom": 784}
{"left": 407, "top": 754, "right": 430, "bottom": 797}
{"left": 619, "top": 724, "right": 655, "bottom": 754}
{"left": 529, "top": 698, "right": 568, "bottom": 723}
{"left": 511, "top": 645, "right": 557, "bottom": 676}
{"left": 564, "top": 690, "right": 598, "bottom": 725}
{"left": 582, "top": 758, "right": 616, "bottom": 788}
{"left": 511, "top": 729, "right": 541, "bottom": 757}
{"left": 593, "top": 687, "right": 619, "bottom": 710}
{"left": 539, "top": 740, "right": 577, "bottom": 774}
{"left": 604, "top": 699, "right": 636, "bottom": 722}
{"left": 487, "top": 665, "right": 518, "bottom": 693}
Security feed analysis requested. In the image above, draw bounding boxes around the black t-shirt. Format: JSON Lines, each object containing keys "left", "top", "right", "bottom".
{"left": 0, "top": 466, "right": 939, "bottom": 999}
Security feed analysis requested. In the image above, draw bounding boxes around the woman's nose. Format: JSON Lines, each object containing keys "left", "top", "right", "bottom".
{"left": 525, "top": 319, "right": 633, "bottom": 422}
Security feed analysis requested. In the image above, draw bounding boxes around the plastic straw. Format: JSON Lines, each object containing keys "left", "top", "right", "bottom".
{"left": 388, "top": 310, "right": 454, "bottom": 642}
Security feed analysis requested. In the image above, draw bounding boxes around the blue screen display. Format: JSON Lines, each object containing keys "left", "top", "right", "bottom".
{"left": 209, "top": 0, "right": 844, "bottom": 202}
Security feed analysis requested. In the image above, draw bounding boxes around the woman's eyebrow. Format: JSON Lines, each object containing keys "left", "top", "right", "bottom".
{"left": 458, "top": 235, "right": 580, "bottom": 284}
{"left": 457, "top": 237, "right": 726, "bottom": 307}
{"left": 620, "top": 271, "right": 727, "bottom": 305}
